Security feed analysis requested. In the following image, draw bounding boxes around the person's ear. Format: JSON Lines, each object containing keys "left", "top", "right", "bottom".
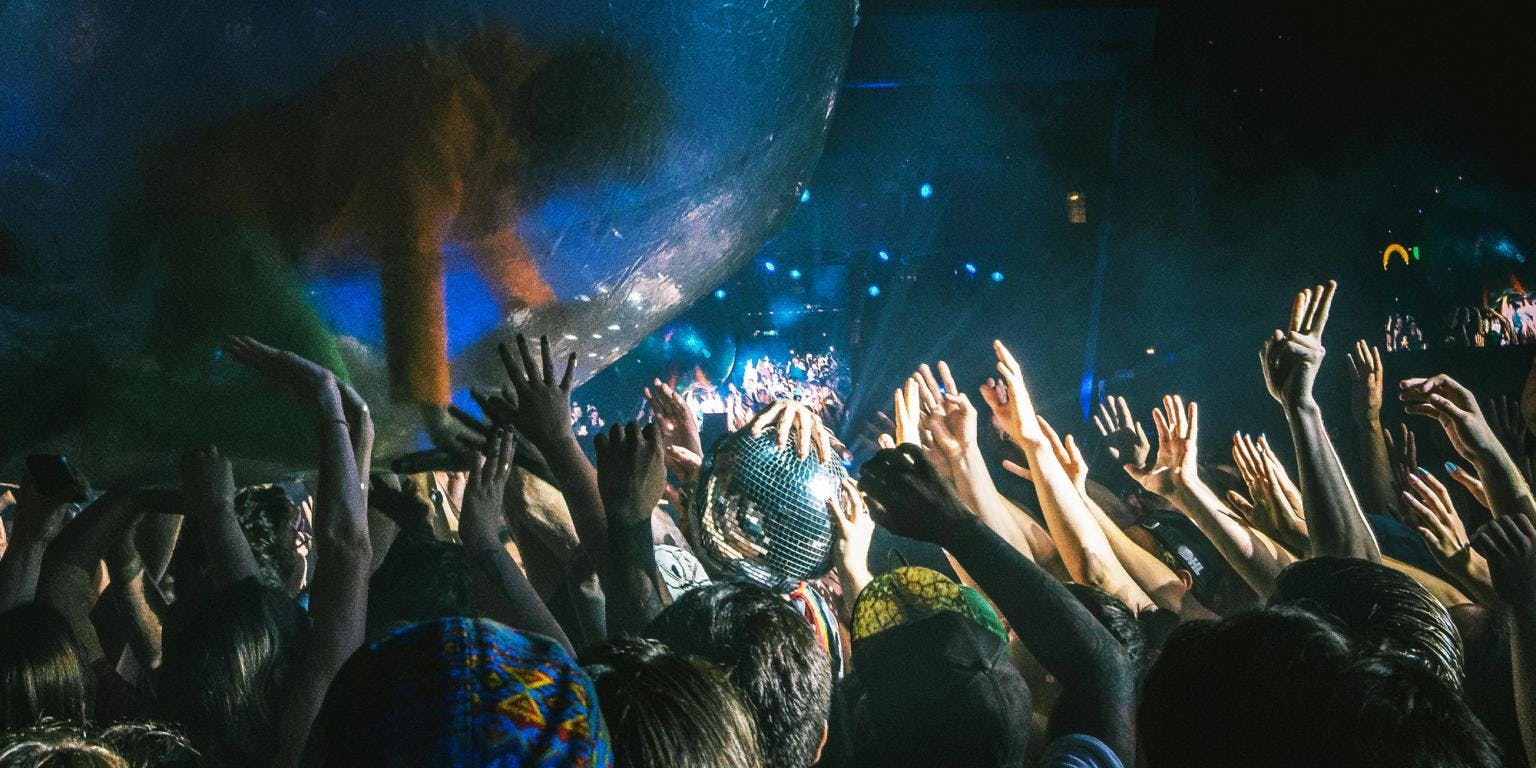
{"left": 1176, "top": 569, "right": 1195, "bottom": 592}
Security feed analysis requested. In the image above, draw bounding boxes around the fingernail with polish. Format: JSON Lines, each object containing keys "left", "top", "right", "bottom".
{"left": 1444, "top": 461, "right": 1459, "bottom": 474}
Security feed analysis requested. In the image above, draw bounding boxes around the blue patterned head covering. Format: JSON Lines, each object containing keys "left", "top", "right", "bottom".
{"left": 318, "top": 617, "right": 612, "bottom": 767}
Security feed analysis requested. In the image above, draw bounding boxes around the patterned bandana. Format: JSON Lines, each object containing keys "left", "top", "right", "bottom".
{"left": 852, "top": 566, "right": 1006, "bottom": 642}
{"left": 319, "top": 617, "right": 612, "bottom": 767}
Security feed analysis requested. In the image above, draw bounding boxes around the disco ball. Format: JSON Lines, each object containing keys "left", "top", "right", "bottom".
{"left": 695, "top": 428, "right": 846, "bottom": 592}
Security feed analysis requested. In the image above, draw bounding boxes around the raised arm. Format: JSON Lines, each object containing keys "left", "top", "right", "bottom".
{"left": 227, "top": 336, "right": 372, "bottom": 768}
{"left": 860, "top": 445, "right": 1134, "bottom": 763}
{"left": 830, "top": 477, "right": 875, "bottom": 599}
{"left": 1020, "top": 415, "right": 1157, "bottom": 613}
{"left": 1402, "top": 468, "right": 1498, "bottom": 605}
{"left": 1125, "top": 397, "right": 1296, "bottom": 599}
{"left": 496, "top": 334, "right": 610, "bottom": 567}
{"left": 986, "top": 341, "right": 1115, "bottom": 585}
{"left": 1471, "top": 514, "right": 1536, "bottom": 765}
{"left": 1260, "top": 281, "right": 1380, "bottom": 560}
{"left": 1401, "top": 373, "right": 1536, "bottom": 521}
{"left": 458, "top": 430, "right": 572, "bottom": 651}
{"left": 36, "top": 489, "right": 153, "bottom": 663}
{"left": 593, "top": 421, "right": 669, "bottom": 638}
{"left": 179, "top": 447, "right": 257, "bottom": 591}
{"left": 1346, "top": 340, "right": 1399, "bottom": 519}
{"left": 0, "top": 479, "right": 77, "bottom": 612}
{"left": 1013, "top": 415, "right": 1208, "bottom": 617}
{"left": 906, "top": 363, "right": 1044, "bottom": 563}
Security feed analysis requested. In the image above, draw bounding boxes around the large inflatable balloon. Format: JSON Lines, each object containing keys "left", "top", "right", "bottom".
{"left": 0, "top": 0, "right": 855, "bottom": 482}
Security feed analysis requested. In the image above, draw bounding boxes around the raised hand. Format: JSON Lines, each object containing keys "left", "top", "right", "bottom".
{"left": 1230, "top": 433, "right": 1308, "bottom": 552}
{"left": 1485, "top": 396, "right": 1527, "bottom": 462}
{"left": 1260, "top": 281, "right": 1336, "bottom": 411}
{"left": 226, "top": 335, "right": 339, "bottom": 398}
{"left": 9, "top": 476, "right": 77, "bottom": 546}
{"left": 859, "top": 445, "right": 974, "bottom": 548}
{"left": 1124, "top": 395, "right": 1200, "bottom": 498}
{"left": 1014, "top": 416, "right": 1089, "bottom": 495}
{"left": 1472, "top": 514, "right": 1536, "bottom": 609}
{"left": 918, "top": 362, "right": 981, "bottom": 470}
{"left": 645, "top": 379, "right": 703, "bottom": 460}
{"left": 829, "top": 477, "right": 875, "bottom": 596}
{"left": 1345, "top": 339, "right": 1384, "bottom": 426}
{"left": 1399, "top": 374, "right": 1500, "bottom": 460}
{"left": 497, "top": 334, "right": 578, "bottom": 449}
{"left": 749, "top": 399, "right": 835, "bottom": 461}
{"left": 594, "top": 422, "right": 668, "bottom": 527}
{"left": 1401, "top": 469, "right": 1491, "bottom": 595}
{"left": 982, "top": 340, "right": 1047, "bottom": 451}
{"left": 1443, "top": 460, "right": 1491, "bottom": 510}
{"left": 459, "top": 430, "right": 516, "bottom": 553}
{"left": 892, "top": 377, "right": 923, "bottom": 447}
{"left": 1093, "top": 396, "right": 1150, "bottom": 470}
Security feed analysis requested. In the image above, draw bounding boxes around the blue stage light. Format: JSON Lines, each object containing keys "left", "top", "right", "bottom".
{"left": 764, "top": 261, "right": 776, "bottom": 272}
{"left": 877, "top": 250, "right": 890, "bottom": 262}
{"left": 800, "top": 188, "right": 811, "bottom": 203}
{"left": 714, "top": 288, "right": 727, "bottom": 300}
{"left": 991, "top": 271, "right": 1004, "bottom": 282}
{"left": 867, "top": 284, "right": 881, "bottom": 297}
{"left": 789, "top": 268, "right": 802, "bottom": 280}
{"left": 964, "top": 262, "right": 977, "bottom": 274}
{"left": 919, "top": 182, "right": 933, "bottom": 199}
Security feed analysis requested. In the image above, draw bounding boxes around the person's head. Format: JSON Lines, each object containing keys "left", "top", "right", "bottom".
{"left": 848, "top": 568, "right": 1029, "bottom": 768}
{"left": 1270, "top": 556, "right": 1463, "bottom": 685}
{"left": 1141, "top": 605, "right": 1497, "bottom": 767}
{"left": 1064, "top": 583, "right": 1173, "bottom": 674}
{"left": 0, "top": 604, "right": 88, "bottom": 730}
{"left": 317, "top": 617, "right": 611, "bottom": 767}
{"left": 1131, "top": 510, "right": 1258, "bottom": 615}
{"left": 581, "top": 637, "right": 763, "bottom": 768}
{"left": 646, "top": 582, "right": 832, "bottom": 767}
{"left": 0, "top": 720, "right": 196, "bottom": 768}
{"left": 365, "top": 536, "right": 471, "bottom": 641}
{"left": 1140, "top": 607, "right": 1354, "bottom": 768}
{"left": 156, "top": 578, "right": 304, "bottom": 767}
{"left": 233, "top": 485, "right": 306, "bottom": 594}
{"left": 1317, "top": 653, "right": 1501, "bottom": 768}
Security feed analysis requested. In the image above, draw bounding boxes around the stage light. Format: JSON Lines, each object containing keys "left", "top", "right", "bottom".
{"left": 877, "top": 250, "right": 890, "bottom": 262}
{"left": 964, "top": 262, "right": 977, "bottom": 274}
{"left": 990, "top": 271, "right": 1004, "bottom": 282}
{"left": 789, "top": 268, "right": 802, "bottom": 280}
{"left": 764, "top": 261, "right": 776, "bottom": 272}
{"left": 919, "top": 182, "right": 933, "bottom": 199}
{"left": 800, "top": 188, "right": 811, "bottom": 203}
{"left": 867, "top": 284, "right": 881, "bottom": 297}
{"left": 714, "top": 288, "right": 727, "bottom": 300}
{"left": 1145, "top": 347, "right": 1156, "bottom": 356}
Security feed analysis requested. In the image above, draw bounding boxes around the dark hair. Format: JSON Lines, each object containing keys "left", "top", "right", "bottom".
{"left": 156, "top": 578, "right": 303, "bottom": 767}
{"left": 0, "top": 604, "right": 88, "bottom": 730}
{"left": 1318, "top": 653, "right": 1502, "bottom": 767}
{"left": 1066, "top": 584, "right": 1146, "bottom": 672}
{"left": 646, "top": 583, "right": 832, "bottom": 767}
{"left": 581, "top": 637, "right": 763, "bottom": 768}
{"left": 233, "top": 486, "right": 302, "bottom": 592}
{"left": 0, "top": 719, "right": 197, "bottom": 768}
{"left": 1139, "top": 607, "right": 1353, "bottom": 768}
{"left": 365, "top": 536, "right": 471, "bottom": 641}
{"left": 1270, "top": 556, "right": 1463, "bottom": 685}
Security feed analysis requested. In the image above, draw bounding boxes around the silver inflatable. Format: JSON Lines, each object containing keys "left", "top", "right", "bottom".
{"left": 0, "top": 0, "right": 855, "bottom": 481}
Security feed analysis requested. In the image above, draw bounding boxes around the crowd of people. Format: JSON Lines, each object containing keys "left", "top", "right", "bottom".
{"left": 1388, "top": 287, "right": 1536, "bottom": 350}
{"left": 1, "top": 279, "right": 1535, "bottom": 767}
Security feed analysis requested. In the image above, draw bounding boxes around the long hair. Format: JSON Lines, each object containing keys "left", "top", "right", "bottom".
{"left": 0, "top": 604, "right": 88, "bottom": 730}
{"left": 155, "top": 578, "right": 303, "bottom": 767}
